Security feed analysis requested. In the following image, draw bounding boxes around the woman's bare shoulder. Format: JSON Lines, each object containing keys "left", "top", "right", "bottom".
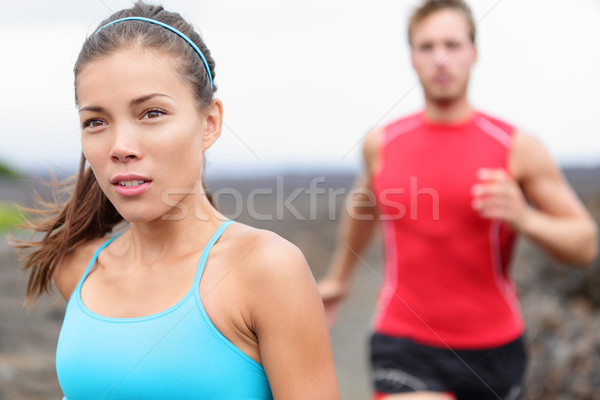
{"left": 53, "top": 237, "right": 113, "bottom": 301}
{"left": 223, "top": 223, "right": 307, "bottom": 273}
{"left": 221, "top": 223, "right": 315, "bottom": 305}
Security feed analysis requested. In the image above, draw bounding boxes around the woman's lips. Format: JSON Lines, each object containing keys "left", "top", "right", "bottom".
{"left": 111, "top": 175, "right": 152, "bottom": 197}
{"left": 112, "top": 180, "right": 151, "bottom": 197}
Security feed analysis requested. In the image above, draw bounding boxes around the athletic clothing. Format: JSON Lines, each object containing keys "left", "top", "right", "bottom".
{"left": 56, "top": 220, "right": 274, "bottom": 400}
{"left": 370, "top": 333, "right": 526, "bottom": 399}
{"left": 371, "top": 110, "right": 523, "bottom": 349}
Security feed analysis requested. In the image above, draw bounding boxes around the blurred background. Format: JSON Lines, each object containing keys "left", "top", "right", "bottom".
{"left": 1, "top": 0, "right": 599, "bottom": 399}
{"left": 1, "top": 0, "right": 599, "bottom": 174}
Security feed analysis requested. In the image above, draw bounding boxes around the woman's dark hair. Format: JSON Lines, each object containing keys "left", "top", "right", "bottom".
{"left": 15, "top": 1, "right": 216, "bottom": 304}
{"left": 74, "top": 1, "right": 216, "bottom": 107}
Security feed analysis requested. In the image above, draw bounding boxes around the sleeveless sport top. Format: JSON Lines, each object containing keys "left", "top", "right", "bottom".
{"left": 56, "top": 220, "right": 273, "bottom": 400}
{"left": 372, "top": 111, "right": 524, "bottom": 349}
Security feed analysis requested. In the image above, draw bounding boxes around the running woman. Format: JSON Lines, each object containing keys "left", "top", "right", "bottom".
{"left": 16, "top": 2, "right": 339, "bottom": 399}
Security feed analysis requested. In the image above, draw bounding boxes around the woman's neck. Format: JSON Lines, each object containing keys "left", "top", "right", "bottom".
{"left": 122, "top": 195, "right": 225, "bottom": 267}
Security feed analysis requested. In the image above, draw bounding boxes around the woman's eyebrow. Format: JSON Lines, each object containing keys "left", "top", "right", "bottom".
{"left": 79, "top": 93, "right": 173, "bottom": 113}
{"left": 79, "top": 105, "right": 104, "bottom": 113}
{"left": 130, "top": 93, "right": 173, "bottom": 106}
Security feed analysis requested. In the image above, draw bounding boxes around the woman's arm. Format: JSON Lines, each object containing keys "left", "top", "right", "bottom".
{"left": 53, "top": 238, "right": 105, "bottom": 301}
{"left": 246, "top": 233, "right": 340, "bottom": 399}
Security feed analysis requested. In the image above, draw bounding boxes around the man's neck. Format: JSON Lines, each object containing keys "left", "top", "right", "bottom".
{"left": 424, "top": 96, "right": 473, "bottom": 124}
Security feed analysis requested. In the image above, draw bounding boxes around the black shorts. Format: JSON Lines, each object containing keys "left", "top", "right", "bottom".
{"left": 370, "top": 333, "right": 527, "bottom": 400}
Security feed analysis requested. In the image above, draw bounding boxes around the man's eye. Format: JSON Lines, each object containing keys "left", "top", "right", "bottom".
{"left": 83, "top": 119, "right": 106, "bottom": 128}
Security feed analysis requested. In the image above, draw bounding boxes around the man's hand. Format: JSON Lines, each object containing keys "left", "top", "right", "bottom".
{"left": 471, "top": 168, "right": 531, "bottom": 231}
{"left": 317, "top": 277, "right": 351, "bottom": 329}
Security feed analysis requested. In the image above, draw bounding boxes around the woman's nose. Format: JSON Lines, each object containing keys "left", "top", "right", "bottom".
{"left": 109, "top": 124, "right": 142, "bottom": 162}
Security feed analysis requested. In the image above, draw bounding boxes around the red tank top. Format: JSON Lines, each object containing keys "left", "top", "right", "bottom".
{"left": 372, "top": 110, "right": 524, "bottom": 349}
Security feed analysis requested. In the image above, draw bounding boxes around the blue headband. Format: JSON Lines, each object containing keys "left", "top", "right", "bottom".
{"left": 94, "top": 16, "right": 213, "bottom": 89}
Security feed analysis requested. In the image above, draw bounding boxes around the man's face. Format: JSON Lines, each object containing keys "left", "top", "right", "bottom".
{"left": 410, "top": 9, "right": 477, "bottom": 104}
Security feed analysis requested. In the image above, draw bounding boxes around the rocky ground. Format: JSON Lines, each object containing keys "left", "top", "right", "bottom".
{"left": 0, "top": 169, "right": 599, "bottom": 399}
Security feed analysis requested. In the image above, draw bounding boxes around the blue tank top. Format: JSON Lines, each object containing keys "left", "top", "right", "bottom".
{"left": 56, "top": 220, "right": 273, "bottom": 400}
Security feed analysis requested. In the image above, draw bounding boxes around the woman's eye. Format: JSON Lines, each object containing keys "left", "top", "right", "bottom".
{"left": 143, "top": 109, "right": 165, "bottom": 119}
{"left": 83, "top": 119, "right": 106, "bottom": 129}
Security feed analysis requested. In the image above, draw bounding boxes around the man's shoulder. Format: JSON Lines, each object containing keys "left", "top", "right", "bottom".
{"left": 474, "top": 110, "right": 518, "bottom": 136}
{"left": 380, "top": 111, "right": 425, "bottom": 145}
{"left": 387, "top": 111, "right": 424, "bottom": 131}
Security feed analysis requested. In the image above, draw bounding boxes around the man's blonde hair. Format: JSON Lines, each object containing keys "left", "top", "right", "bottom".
{"left": 408, "top": 0, "right": 476, "bottom": 45}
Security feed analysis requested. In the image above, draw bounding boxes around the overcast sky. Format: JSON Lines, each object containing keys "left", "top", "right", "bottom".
{"left": 1, "top": 0, "right": 599, "bottom": 176}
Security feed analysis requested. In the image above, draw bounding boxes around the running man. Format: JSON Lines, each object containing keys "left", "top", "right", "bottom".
{"left": 319, "top": 1, "right": 598, "bottom": 399}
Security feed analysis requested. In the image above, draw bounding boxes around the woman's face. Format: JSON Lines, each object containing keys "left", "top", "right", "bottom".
{"left": 76, "top": 45, "right": 221, "bottom": 223}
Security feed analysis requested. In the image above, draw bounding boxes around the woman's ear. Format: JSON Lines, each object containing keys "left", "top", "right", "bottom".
{"left": 202, "top": 99, "right": 223, "bottom": 150}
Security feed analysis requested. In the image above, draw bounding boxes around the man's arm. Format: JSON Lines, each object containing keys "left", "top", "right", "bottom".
{"left": 472, "top": 131, "right": 598, "bottom": 266}
{"left": 318, "top": 128, "right": 383, "bottom": 326}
